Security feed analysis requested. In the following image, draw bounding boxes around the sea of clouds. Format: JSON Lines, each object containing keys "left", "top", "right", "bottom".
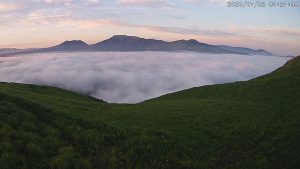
{"left": 0, "top": 52, "right": 289, "bottom": 103}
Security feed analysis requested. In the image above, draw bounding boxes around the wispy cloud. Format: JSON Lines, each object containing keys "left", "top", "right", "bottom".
{"left": 118, "top": 0, "right": 169, "bottom": 7}
{"left": 138, "top": 25, "right": 238, "bottom": 37}
{"left": 24, "top": 9, "right": 127, "bottom": 29}
{"left": 26, "top": 10, "right": 71, "bottom": 24}
{"left": 23, "top": 11, "right": 239, "bottom": 38}
{"left": 42, "top": 0, "right": 73, "bottom": 5}
{"left": 180, "top": 0, "right": 228, "bottom": 5}
{"left": 239, "top": 26, "right": 300, "bottom": 37}
{"left": 23, "top": 11, "right": 299, "bottom": 40}
{"left": 29, "top": 0, "right": 95, "bottom": 5}
{"left": 0, "top": 2, "right": 24, "bottom": 13}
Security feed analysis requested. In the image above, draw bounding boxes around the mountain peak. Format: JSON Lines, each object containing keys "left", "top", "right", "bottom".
{"left": 175, "top": 39, "right": 200, "bottom": 44}
{"left": 187, "top": 39, "right": 199, "bottom": 43}
{"left": 110, "top": 35, "right": 140, "bottom": 40}
{"left": 173, "top": 39, "right": 208, "bottom": 47}
{"left": 59, "top": 40, "right": 88, "bottom": 46}
{"left": 50, "top": 40, "right": 89, "bottom": 50}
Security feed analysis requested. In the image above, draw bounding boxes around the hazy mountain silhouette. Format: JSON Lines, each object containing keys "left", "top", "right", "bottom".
{"left": 0, "top": 35, "right": 274, "bottom": 56}
{"left": 91, "top": 35, "right": 166, "bottom": 51}
{"left": 218, "top": 45, "right": 273, "bottom": 56}
{"left": 91, "top": 35, "right": 245, "bottom": 54}
{"left": 0, "top": 48, "right": 36, "bottom": 55}
{"left": 51, "top": 40, "right": 89, "bottom": 50}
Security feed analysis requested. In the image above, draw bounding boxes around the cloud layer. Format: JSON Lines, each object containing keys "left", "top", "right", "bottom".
{"left": 0, "top": 52, "right": 289, "bottom": 103}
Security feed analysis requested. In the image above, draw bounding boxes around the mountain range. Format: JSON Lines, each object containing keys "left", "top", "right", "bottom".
{"left": 0, "top": 35, "right": 273, "bottom": 56}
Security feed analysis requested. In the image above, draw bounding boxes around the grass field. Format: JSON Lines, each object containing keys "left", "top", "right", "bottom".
{"left": 0, "top": 56, "right": 299, "bottom": 169}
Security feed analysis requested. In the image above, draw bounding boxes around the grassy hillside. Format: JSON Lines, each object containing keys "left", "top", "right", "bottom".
{"left": 0, "top": 56, "right": 299, "bottom": 169}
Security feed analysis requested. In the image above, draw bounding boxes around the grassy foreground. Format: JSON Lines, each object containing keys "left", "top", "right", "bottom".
{"left": 0, "top": 56, "right": 299, "bottom": 169}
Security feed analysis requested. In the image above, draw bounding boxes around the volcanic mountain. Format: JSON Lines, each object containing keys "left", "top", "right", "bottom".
{"left": 0, "top": 35, "right": 273, "bottom": 56}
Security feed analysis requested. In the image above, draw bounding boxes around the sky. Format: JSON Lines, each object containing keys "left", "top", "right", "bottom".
{"left": 0, "top": 0, "right": 299, "bottom": 55}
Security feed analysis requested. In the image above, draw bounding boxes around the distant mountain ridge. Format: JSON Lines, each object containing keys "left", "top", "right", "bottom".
{"left": 218, "top": 45, "right": 272, "bottom": 56}
{"left": 51, "top": 40, "right": 89, "bottom": 50}
{"left": 0, "top": 48, "right": 35, "bottom": 55}
{"left": 91, "top": 35, "right": 166, "bottom": 51}
{"left": 91, "top": 35, "right": 237, "bottom": 54}
{"left": 0, "top": 35, "right": 273, "bottom": 56}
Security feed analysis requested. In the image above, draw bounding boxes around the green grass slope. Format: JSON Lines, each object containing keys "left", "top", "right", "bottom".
{"left": 0, "top": 56, "right": 299, "bottom": 169}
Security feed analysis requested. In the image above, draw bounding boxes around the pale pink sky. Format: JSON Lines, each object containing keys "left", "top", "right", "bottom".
{"left": 0, "top": 0, "right": 300, "bottom": 55}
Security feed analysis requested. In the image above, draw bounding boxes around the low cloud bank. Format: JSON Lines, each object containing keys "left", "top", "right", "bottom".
{"left": 0, "top": 52, "right": 289, "bottom": 103}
